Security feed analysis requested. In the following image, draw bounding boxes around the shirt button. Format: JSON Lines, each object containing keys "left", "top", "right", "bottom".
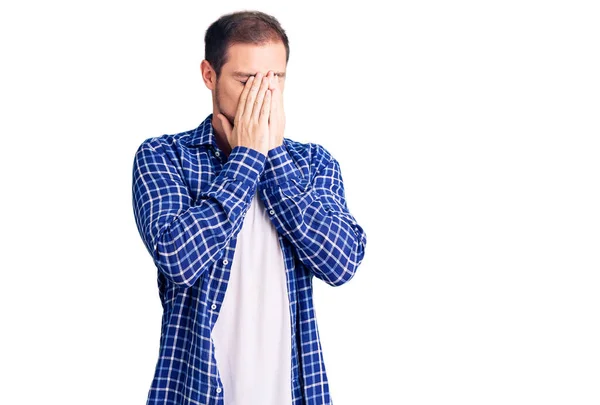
{"left": 214, "top": 151, "right": 220, "bottom": 157}
{"left": 211, "top": 304, "right": 217, "bottom": 310}
{"left": 222, "top": 259, "right": 229, "bottom": 265}
{"left": 269, "top": 209, "right": 275, "bottom": 215}
{"left": 216, "top": 387, "right": 222, "bottom": 393}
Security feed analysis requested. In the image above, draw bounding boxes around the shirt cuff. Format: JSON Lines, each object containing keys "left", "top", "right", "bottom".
{"left": 220, "top": 146, "right": 267, "bottom": 183}
{"left": 259, "top": 143, "right": 302, "bottom": 187}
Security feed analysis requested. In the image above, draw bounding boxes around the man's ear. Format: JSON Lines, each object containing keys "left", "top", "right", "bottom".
{"left": 200, "top": 60, "right": 217, "bottom": 90}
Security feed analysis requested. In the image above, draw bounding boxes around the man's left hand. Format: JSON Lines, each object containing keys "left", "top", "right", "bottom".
{"left": 267, "top": 70, "right": 285, "bottom": 150}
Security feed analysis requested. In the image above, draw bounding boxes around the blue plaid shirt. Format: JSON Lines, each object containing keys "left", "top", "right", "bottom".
{"left": 131, "top": 113, "right": 367, "bottom": 405}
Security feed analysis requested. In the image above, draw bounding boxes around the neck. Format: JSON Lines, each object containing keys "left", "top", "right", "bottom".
{"left": 211, "top": 114, "right": 232, "bottom": 158}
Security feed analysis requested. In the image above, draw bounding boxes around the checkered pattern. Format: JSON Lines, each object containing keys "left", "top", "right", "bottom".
{"left": 132, "top": 113, "right": 367, "bottom": 405}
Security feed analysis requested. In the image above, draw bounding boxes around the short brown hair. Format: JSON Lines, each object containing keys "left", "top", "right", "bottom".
{"left": 204, "top": 10, "right": 290, "bottom": 80}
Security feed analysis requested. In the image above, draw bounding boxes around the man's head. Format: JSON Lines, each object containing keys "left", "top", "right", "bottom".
{"left": 200, "top": 11, "right": 289, "bottom": 142}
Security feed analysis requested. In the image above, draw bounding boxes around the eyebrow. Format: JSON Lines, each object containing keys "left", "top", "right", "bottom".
{"left": 232, "top": 71, "right": 286, "bottom": 78}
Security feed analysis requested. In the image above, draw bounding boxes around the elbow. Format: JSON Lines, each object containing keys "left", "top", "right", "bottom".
{"left": 146, "top": 210, "right": 232, "bottom": 289}
{"left": 324, "top": 237, "right": 366, "bottom": 287}
{"left": 327, "top": 250, "right": 365, "bottom": 287}
{"left": 152, "top": 234, "right": 207, "bottom": 288}
{"left": 156, "top": 261, "right": 199, "bottom": 288}
{"left": 326, "top": 265, "right": 357, "bottom": 287}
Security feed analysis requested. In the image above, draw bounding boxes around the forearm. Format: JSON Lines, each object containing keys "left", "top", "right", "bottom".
{"left": 153, "top": 172, "right": 258, "bottom": 286}
{"left": 133, "top": 145, "right": 265, "bottom": 287}
{"left": 257, "top": 145, "right": 366, "bottom": 286}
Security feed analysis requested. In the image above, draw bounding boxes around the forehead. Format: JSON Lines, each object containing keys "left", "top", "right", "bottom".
{"left": 224, "top": 41, "right": 287, "bottom": 77}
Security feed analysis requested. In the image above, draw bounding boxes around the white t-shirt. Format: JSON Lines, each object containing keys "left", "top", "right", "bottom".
{"left": 211, "top": 190, "right": 293, "bottom": 405}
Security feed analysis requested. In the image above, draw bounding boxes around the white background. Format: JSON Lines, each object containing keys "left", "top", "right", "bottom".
{"left": 1, "top": 1, "right": 599, "bottom": 404}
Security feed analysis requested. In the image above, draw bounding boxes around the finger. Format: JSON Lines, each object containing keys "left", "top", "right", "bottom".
{"left": 243, "top": 72, "right": 263, "bottom": 120}
{"left": 274, "top": 73, "right": 281, "bottom": 93}
{"left": 236, "top": 75, "right": 255, "bottom": 122}
{"left": 267, "top": 71, "right": 276, "bottom": 91}
{"left": 252, "top": 74, "right": 271, "bottom": 121}
{"left": 260, "top": 89, "right": 271, "bottom": 124}
{"left": 270, "top": 80, "right": 279, "bottom": 117}
{"left": 272, "top": 72, "right": 282, "bottom": 100}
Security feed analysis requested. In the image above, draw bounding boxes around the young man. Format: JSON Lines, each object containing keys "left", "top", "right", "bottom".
{"left": 132, "top": 10, "right": 367, "bottom": 405}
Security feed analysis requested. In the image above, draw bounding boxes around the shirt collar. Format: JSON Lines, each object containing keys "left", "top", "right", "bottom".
{"left": 185, "top": 113, "right": 218, "bottom": 148}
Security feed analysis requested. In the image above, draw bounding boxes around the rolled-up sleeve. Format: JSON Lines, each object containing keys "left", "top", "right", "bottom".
{"left": 132, "top": 140, "right": 265, "bottom": 287}
{"left": 258, "top": 143, "right": 367, "bottom": 286}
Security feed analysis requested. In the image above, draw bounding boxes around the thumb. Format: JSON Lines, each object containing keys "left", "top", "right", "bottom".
{"left": 216, "top": 113, "right": 233, "bottom": 140}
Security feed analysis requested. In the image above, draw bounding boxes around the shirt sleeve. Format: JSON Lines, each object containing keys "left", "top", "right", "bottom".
{"left": 132, "top": 140, "right": 266, "bottom": 288}
{"left": 257, "top": 143, "right": 367, "bottom": 286}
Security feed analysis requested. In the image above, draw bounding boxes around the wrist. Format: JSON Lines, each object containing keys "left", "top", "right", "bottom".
{"left": 259, "top": 142, "right": 302, "bottom": 187}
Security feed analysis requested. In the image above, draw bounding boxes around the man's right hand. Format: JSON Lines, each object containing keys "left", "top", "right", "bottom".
{"left": 216, "top": 72, "right": 272, "bottom": 157}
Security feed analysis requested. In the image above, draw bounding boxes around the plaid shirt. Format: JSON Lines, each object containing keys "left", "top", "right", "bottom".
{"left": 131, "top": 113, "right": 367, "bottom": 405}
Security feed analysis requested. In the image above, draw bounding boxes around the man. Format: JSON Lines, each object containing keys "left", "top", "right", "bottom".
{"left": 132, "top": 10, "right": 367, "bottom": 405}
